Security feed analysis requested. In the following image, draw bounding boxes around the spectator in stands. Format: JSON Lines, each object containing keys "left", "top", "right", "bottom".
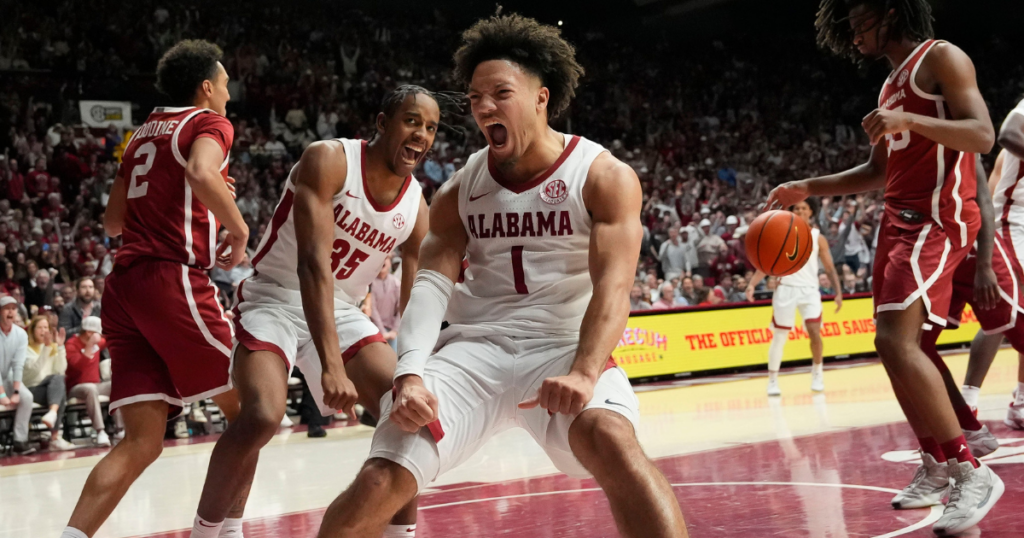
{"left": 696, "top": 219, "right": 725, "bottom": 277}
{"left": 677, "top": 276, "right": 698, "bottom": 306}
{"left": 23, "top": 315, "right": 73, "bottom": 451}
{"left": 691, "top": 274, "right": 709, "bottom": 305}
{"left": 630, "top": 284, "right": 652, "bottom": 311}
{"left": 729, "top": 276, "right": 748, "bottom": 303}
{"left": 842, "top": 271, "right": 866, "bottom": 295}
{"left": 370, "top": 256, "right": 400, "bottom": 350}
{"left": 717, "top": 273, "right": 738, "bottom": 303}
{"left": 59, "top": 277, "right": 100, "bottom": 335}
{"left": 0, "top": 295, "right": 34, "bottom": 454}
{"left": 657, "top": 226, "right": 693, "bottom": 281}
{"left": 651, "top": 282, "right": 680, "bottom": 310}
{"left": 23, "top": 268, "right": 55, "bottom": 311}
{"left": 701, "top": 287, "right": 726, "bottom": 307}
{"left": 819, "top": 273, "right": 835, "bottom": 296}
{"left": 64, "top": 316, "right": 114, "bottom": 447}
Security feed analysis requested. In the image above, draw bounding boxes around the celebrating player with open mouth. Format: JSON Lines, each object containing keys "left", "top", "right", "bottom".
{"left": 766, "top": 0, "right": 1002, "bottom": 534}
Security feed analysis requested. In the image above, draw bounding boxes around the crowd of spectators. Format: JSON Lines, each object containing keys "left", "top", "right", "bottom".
{"left": 2, "top": 2, "right": 1023, "bottom": 452}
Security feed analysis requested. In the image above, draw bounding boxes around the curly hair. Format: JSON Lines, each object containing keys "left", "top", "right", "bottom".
{"left": 155, "top": 39, "right": 223, "bottom": 105}
{"left": 453, "top": 14, "right": 584, "bottom": 119}
{"left": 815, "top": 0, "right": 934, "bottom": 63}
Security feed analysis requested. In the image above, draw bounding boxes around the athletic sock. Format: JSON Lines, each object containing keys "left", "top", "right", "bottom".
{"left": 190, "top": 515, "right": 223, "bottom": 538}
{"left": 60, "top": 528, "right": 89, "bottom": 538}
{"left": 383, "top": 524, "right": 416, "bottom": 537}
{"left": 768, "top": 328, "right": 789, "bottom": 372}
{"left": 917, "top": 436, "right": 946, "bottom": 462}
{"left": 954, "top": 401, "right": 984, "bottom": 431}
{"left": 811, "top": 362, "right": 823, "bottom": 376}
{"left": 940, "top": 435, "right": 978, "bottom": 468}
{"left": 961, "top": 385, "right": 981, "bottom": 409}
{"left": 219, "top": 518, "right": 243, "bottom": 538}
{"left": 1016, "top": 382, "right": 1024, "bottom": 405}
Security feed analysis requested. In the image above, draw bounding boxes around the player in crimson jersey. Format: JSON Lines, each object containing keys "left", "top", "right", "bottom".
{"left": 766, "top": 1, "right": 1002, "bottom": 534}
{"left": 187, "top": 87, "right": 440, "bottom": 538}
{"left": 59, "top": 40, "right": 248, "bottom": 538}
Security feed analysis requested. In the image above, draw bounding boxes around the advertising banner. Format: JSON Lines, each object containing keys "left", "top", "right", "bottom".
{"left": 79, "top": 100, "right": 133, "bottom": 129}
{"left": 613, "top": 296, "right": 980, "bottom": 379}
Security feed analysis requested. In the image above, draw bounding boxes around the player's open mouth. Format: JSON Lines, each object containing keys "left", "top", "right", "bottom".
{"left": 401, "top": 144, "right": 424, "bottom": 165}
{"left": 486, "top": 122, "right": 508, "bottom": 148}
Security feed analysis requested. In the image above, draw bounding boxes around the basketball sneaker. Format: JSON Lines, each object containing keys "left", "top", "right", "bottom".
{"left": 963, "top": 425, "right": 999, "bottom": 458}
{"left": 890, "top": 452, "right": 949, "bottom": 509}
{"left": 1006, "top": 401, "right": 1024, "bottom": 430}
{"left": 810, "top": 370, "right": 824, "bottom": 392}
{"left": 766, "top": 377, "right": 781, "bottom": 397}
{"left": 932, "top": 462, "right": 1004, "bottom": 536}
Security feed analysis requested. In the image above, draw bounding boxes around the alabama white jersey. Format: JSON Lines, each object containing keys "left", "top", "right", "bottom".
{"left": 993, "top": 99, "right": 1024, "bottom": 228}
{"left": 444, "top": 134, "right": 608, "bottom": 338}
{"left": 249, "top": 138, "right": 421, "bottom": 306}
{"left": 780, "top": 227, "right": 821, "bottom": 289}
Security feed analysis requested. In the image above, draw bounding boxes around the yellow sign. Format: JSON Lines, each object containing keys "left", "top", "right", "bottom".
{"left": 613, "top": 297, "right": 980, "bottom": 379}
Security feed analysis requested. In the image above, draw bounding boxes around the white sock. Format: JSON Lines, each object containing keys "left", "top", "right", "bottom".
{"left": 768, "top": 328, "right": 789, "bottom": 373}
{"left": 383, "top": 523, "right": 416, "bottom": 537}
{"left": 961, "top": 385, "right": 981, "bottom": 409}
{"left": 190, "top": 515, "right": 223, "bottom": 538}
{"left": 811, "top": 362, "right": 823, "bottom": 376}
{"left": 1015, "top": 382, "right": 1024, "bottom": 405}
{"left": 219, "top": 518, "right": 243, "bottom": 537}
{"left": 60, "top": 528, "right": 89, "bottom": 538}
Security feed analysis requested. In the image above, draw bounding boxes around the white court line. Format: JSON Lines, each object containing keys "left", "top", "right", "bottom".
{"left": 420, "top": 481, "right": 942, "bottom": 538}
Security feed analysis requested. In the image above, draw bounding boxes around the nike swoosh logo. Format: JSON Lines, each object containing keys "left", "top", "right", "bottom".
{"left": 786, "top": 235, "right": 799, "bottom": 261}
{"left": 469, "top": 191, "right": 493, "bottom": 202}
{"left": 345, "top": 191, "right": 360, "bottom": 199}
{"left": 604, "top": 399, "right": 629, "bottom": 409}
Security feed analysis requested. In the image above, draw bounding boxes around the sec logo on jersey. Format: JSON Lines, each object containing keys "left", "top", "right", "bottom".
{"left": 540, "top": 179, "right": 568, "bottom": 204}
{"left": 897, "top": 69, "right": 909, "bottom": 87}
{"left": 392, "top": 213, "right": 406, "bottom": 229}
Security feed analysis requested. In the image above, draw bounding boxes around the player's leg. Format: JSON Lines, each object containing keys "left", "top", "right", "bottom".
{"left": 317, "top": 458, "right": 421, "bottom": 538}
{"left": 805, "top": 320, "right": 825, "bottom": 392}
{"left": 569, "top": 409, "right": 688, "bottom": 538}
{"left": 964, "top": 331, "right": 1003, "bottom": 400}
{"left": 767, "top": 287, "right": 795, "bottom": 396}
{"left": 63, "top": 400, "right": 168, "bottom": 537}
{"left": 193, "top": 345, "right": 288, "bottom": 528}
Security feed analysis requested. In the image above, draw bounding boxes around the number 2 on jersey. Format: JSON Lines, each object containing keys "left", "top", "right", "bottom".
{"left": 127, "top": 142, "right": 157, "bottom": 199}
{"left": 331, "top": 239, "right": 369, "bottom": 280}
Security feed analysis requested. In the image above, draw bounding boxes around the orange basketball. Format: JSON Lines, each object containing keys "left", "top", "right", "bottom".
{"left": 745, "top": 210, "right": 814, "bottom": 277}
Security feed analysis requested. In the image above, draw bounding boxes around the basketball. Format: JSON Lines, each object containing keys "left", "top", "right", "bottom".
{"left": 745, "top": 210, "right": 813, "bottom": 277}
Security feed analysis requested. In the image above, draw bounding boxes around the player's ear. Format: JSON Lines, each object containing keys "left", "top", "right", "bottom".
{"left": 376, "top": 112, "right": 387, "bottom": 135}
{"left": 536, "top": 87, "right": 549, "bottom": 115}
{"left": 201, "top": 79, "right": 214, "bottom": 99}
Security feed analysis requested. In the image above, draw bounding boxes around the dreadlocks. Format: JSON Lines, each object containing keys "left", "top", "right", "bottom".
{"left": 815, "top": 0, "right": 934, "bottom": 62}
{"left": 380, "top": 85, "right": 464, "bottom": 120}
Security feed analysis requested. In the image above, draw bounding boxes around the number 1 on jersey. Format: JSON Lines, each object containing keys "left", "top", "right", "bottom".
{"left": 511, "top": 246, "right": 528, "bottom": 294}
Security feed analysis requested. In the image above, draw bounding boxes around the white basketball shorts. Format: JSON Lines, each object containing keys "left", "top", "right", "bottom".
{"left": 771, "top": 284, "right": 823, "bottom": 330}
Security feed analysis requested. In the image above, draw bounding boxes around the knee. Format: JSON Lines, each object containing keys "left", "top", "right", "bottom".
{"left": 52, "top": 375, "right": 66, "bottom": 392}
{"left": 123, "top": 430, "right": 164, "bottom": 464}
{"left": 20, "top": 387, "right": 33, "bottom": 406}
{"left": 355, "top": 458, "right": 416, "bottom": 500}
{"left": 233, "top": 400, "right": 285, "bottom": 446}
{"left": 569, "top": 411, "right": 638, "bottom": 464}
{"left": 874, "top": 329, "right": 906, "bottom": 358}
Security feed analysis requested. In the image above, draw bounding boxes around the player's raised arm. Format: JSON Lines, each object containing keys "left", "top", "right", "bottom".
{"left": 998, "top": 102, "right": 1024, "bottom": 160}
{"left": 862, "top": 43, "right": 993, "bottom": 153}
{"left": 520, "top": 153, "right": 641, "bottom": 415}
{"left": 292, "top": 141, "right": 359, "bottom": 414}
{"left": 765, "top": 143, "right": 888, "bottom": 210}
{"left": 390, "top": 172, "right": 468, "bottom": 432}
{"left": 186, "top": 137, "right": 249, "bottom": 269}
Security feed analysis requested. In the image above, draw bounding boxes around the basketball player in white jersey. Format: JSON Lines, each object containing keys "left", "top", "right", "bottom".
{"left": 746, "top": 198, "right": 842, "bottom": 395}
{"left": 188, "top": 87, "right": 439, "bottom": 538}
{"left": 315, "top": 14, "right": 687, "bottom": 538}
{"left": 961, "top": 97, "right": 1024, "bottom": 429}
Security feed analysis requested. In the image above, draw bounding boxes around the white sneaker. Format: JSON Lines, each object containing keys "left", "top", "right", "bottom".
{"left": 174, "top": 419, "right": 189, "bottom": 439}
{"left": 1005, "top": 401, "right": 1024, "bottom": 430}
{"left": 964, "top": 425, "right": 999, "bottom": 458}
{"left": 113, "top": 430, "right": 125, "bottom": 442}
{"left": 190, "top": 405, "right": 208, "bottom": 423}
{"left": 890, "top": 452, "right": 949, "bottom": 509}
{"left": 95, "top": 430, "right": 111, "bottom": 447}
{"left": 40, "top": 409, "right": 58, "bottom": 429}
{"left": 50, "top": 437, "right": 76, "bottom": 451}
{"left": 767, "top": 377, "right": 781, "bottom": 397}
{"left": 932, "top": 462, "right": 1004, "bottom": 536}
{"left": 810, "top": 369, "right": 825, "bottom": 392}
{"left": 280, "top": 414, "right": 294, "bottom": 428}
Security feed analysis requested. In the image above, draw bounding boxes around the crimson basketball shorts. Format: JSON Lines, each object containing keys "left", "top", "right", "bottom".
{"left": 231, "top": 277, "right": 385, "bottom": 416}
{"left": 103, "top": 259, "right": 234, "bottom": 417}
{"left": 872, "top": 211, "right": 977, "bottom": 328}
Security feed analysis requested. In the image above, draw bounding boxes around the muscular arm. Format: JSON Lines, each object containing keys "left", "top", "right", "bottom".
{"left": 293, "top": 142, "right": 350, "bottom": 382}
{"left": 398, "top": 196, "right": 430, "bottom": 314}
{"left": 573, "top": 153, "right": 643, "bottom": 381}
{"left": 104, "top": 168, "right": 128, "bottom": 237}
{"left": 866, "top": 44, "right": 994, "bottom": 154}
{"left": 765, "top": 144, "right": 887, "bottom": 209}
{"left": 186, "top": 138, "right": 247, "bottom": 238}
{"left": 998, "top": 106, "right": 1024, "bottom": 161}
